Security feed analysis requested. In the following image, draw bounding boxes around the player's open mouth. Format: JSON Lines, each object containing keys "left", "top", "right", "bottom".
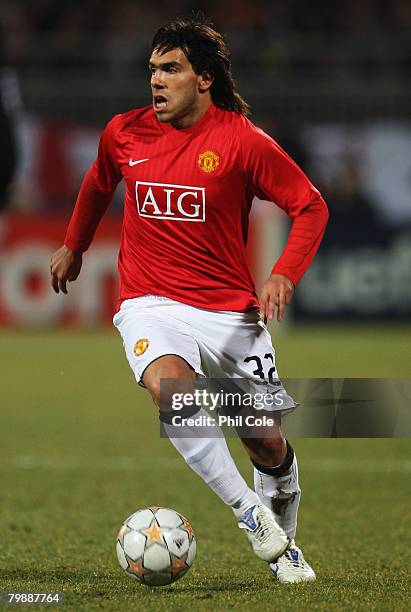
{"left": 153, "top": 95, "right": 168, "bottom": 111}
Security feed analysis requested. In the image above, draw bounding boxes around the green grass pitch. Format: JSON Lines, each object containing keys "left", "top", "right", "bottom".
{"left": 1, "top": 325, "right": 410, "bottom": 611}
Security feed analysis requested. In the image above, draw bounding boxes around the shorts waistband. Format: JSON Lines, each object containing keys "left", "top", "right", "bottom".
{"left": 140, "top": 294, "right": 171, "bottom": 301}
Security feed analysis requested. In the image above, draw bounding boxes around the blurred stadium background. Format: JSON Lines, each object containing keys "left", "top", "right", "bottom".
{"left": 0, "top": 3, "right": 410, "bottom": 609}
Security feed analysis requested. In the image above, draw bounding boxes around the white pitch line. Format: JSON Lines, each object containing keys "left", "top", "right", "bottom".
{"left": 304, "top": 459, "right": 411, "bottom": 473}
{"left": 8, "top": 455, "right": 183, "bottom": 470}
{"left": 4, "top": 455, "right": 411, "bottom": 473}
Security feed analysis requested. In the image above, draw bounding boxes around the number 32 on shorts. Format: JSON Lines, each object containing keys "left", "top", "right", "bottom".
{"left": 244, "top": 353, "right": 277, "bottom": 383}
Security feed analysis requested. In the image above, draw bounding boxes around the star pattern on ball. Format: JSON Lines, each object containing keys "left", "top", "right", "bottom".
{"left": 142, "top": 518, "right": 166, "bottom": 546}
{"left": 126, "top": 555, "right": 146, "bottom": 579}
{"left": 117, "top": 524, "right": 131, "bottom": 544}
{"left": 170, "top": 552, "right": 188, "bottom": 578}
{"left": 182, "top": 519, "right": 194, "bottom": 541}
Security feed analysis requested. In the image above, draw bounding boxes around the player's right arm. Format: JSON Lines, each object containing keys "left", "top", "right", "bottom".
{"left": 50, "top": 245, "right": 82, "bottom": 295}
{"left": 50, "top": 116, "right": 122, "bottom": 294}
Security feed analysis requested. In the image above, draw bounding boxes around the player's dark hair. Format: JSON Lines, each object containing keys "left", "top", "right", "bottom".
{"left": 152, "top": 17, "right": 250, "bottom": 116}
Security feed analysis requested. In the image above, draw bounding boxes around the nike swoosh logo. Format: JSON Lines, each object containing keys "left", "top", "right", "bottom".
{"left": 129, "top": 158, "right": 149, "bottom": 166}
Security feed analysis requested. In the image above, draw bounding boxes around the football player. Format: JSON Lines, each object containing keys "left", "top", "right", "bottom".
{"left": 51, "top": 17, "right": 328, "bottom": 583}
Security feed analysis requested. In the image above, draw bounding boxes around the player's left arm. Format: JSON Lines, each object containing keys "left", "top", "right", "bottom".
{"left": 243, "top": 126, "right": 329, "bottom": 322}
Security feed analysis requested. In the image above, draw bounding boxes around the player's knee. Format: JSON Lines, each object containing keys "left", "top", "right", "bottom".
{"left": 255, "top": 436, "right": 286, "bottom": 465}
{"left": 143, "top": 358, "right": 195, "bottom": 409}
{"left": 145, "top": 378, "right": 162, "bottom": 407}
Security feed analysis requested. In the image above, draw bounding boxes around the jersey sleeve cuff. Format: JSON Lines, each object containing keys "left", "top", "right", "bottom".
{"left": 63, "top": 238, "right": 88, "bottom": 254}
{"left": 270, "top": 265, "right": 297, "bottom": 287}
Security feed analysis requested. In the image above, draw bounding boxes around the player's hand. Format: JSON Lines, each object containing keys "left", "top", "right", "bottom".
{"left": 50, "top": 245, "right": 83, "bottom": 294}
{"left": 259, "top": 273, "right": 294, "bottom": 323}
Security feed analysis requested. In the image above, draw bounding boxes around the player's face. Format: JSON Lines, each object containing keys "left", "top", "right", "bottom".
{"left": 149, "top": 48, "right": 211, "bottom": 128}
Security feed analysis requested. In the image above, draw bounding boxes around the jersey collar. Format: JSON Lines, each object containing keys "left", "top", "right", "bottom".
{"left": 156, "top": 102, "right": 218, "bottom": 144}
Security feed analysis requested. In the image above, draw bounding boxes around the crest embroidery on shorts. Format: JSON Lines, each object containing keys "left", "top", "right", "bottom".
{"left": 133, "top": 338, "right": 150, "bottom": 357}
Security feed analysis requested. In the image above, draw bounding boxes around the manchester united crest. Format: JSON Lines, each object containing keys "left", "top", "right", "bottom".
{"left": 198, "top": 150, "right": 220, "bottom": 173}
{"left": 133, "top": 338, "right": 150, "bottom": 357}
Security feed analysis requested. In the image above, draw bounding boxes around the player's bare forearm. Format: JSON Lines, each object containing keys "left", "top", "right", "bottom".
{"left": 259, "top": 273, "right": 294, "bottom": 323}
{"left": 50, "top": 245, "right": 83, "bottom": 294}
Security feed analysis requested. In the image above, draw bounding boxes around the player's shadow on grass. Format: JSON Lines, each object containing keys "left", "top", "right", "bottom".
{"left": 147, "top": 576, "right": 265, "bottom": 594}
{"left": 0, "top": 569, "right": 256, "bottom": 595}
{"left": 0, "top": 568, "right": 285, "bottom": 597}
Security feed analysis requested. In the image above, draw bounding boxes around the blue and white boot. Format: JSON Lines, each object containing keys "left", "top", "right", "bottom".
{"left": 270, "top": 540, "right": 316, "bottom": 583}
{"left": 238, "top": 504, "right": 289, "bottom": 562}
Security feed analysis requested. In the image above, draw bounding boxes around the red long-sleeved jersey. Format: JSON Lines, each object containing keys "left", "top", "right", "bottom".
{"left": 65, "top": 103, "right": 328, "bottom": 311}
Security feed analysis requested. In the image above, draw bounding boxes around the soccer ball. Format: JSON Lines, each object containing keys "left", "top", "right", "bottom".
{"left": 116, "top": 506, "right": 196, "bottom": 586}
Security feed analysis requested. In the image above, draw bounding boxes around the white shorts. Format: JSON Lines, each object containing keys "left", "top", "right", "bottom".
{"left": 113, "top": 295, "right": 295, "bottom": 413}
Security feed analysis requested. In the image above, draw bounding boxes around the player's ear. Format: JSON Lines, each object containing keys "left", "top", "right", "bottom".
{"left": 198, "top": 71, "right": 213, "bottom": 93}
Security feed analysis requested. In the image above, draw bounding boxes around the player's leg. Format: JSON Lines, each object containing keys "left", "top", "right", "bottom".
{"left": 238, "top": 420, "right": 315, "bottom": 582}
{"left": 186, "top": 306, "right": 301, "bottom": 539}
{"left": 142, "top": 354, "right": 261, "bottom": 517}
{"left": 188, "top": 307, "right": 314, "bottom": 580}
{"left": 234, "top": 410, "right": 317, "bottom": 582}
{"left": 239, "top": 418, "right": 301, "bottom": 542}
{"left": 237, "top": 358, "right": 315, "bottom": 582}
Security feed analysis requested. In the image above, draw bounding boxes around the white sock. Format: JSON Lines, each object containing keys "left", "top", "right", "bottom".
{"left": 161, "top": 407, "right": 259, "bottom": 517}
{"left": 254, "top": 454, "right": 301, "bottom": 540}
